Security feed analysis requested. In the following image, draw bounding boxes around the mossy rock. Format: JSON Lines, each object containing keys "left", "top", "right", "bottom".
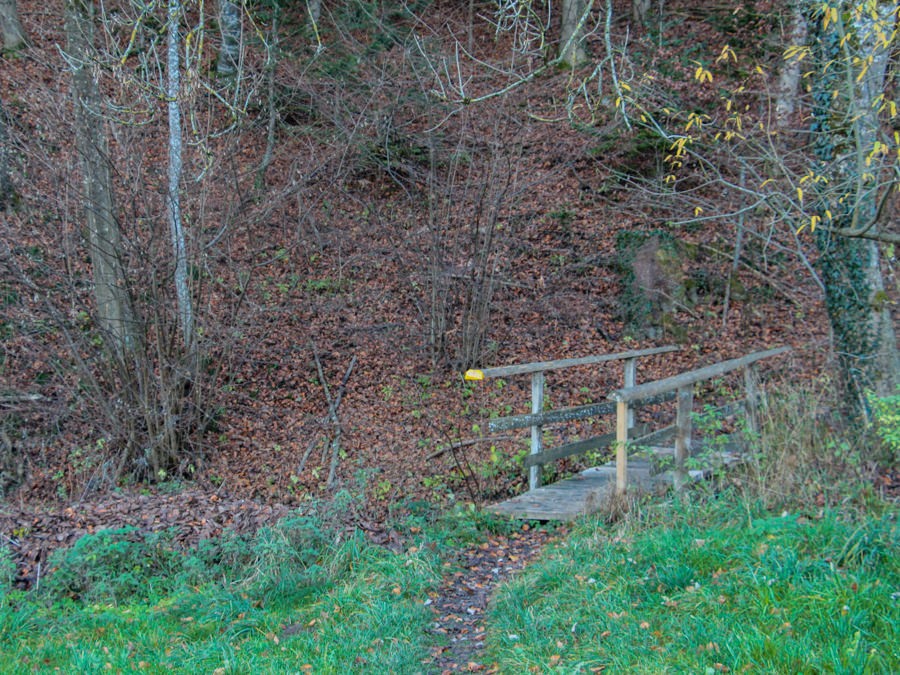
{"left": 615, "top": 231, "right": 693, "bottom": 339}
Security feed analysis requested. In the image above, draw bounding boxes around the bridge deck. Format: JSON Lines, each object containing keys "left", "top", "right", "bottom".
{"left": 486, "top": 448, "right": 743, "bottom": 521}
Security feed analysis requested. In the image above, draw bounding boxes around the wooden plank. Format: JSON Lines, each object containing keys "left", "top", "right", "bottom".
{"left": 486, "top": 460, "right": 669, "bottom": 521}
{"left": 472, "top": 346, "right": 679, "bottom": 379}
{"left": 608, "top": 347, "right": 790, "bottom": 403}
{"left": 522, "top": 424, "right": 650, "bottom": 468}
{"left": 487, "top": 392, "right": 675, "bottom": 433}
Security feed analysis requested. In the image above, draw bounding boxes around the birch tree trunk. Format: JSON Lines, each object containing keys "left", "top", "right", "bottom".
{"left": 167, "top": 0, "right": 194, "bottom": 349}
{"left": 64, "top": 0, "right": 138, "bottom": 353}
{"left": 0, "top": 0, "right": 27, "bottom": 52}
{"left": 560, "top": 0, "right": 587, "bottom": 67}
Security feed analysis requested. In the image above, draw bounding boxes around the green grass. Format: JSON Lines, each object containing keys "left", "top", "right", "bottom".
{"left": 2, "top": 381, "right": 898, "bottom": 673}
{"left": 486, "top": 494, "right": 899, "bottom": 673}
{"left": 0, "top": 515, "right": 443, "bottom": 674}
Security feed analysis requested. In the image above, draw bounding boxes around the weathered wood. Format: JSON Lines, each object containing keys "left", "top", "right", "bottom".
{"left": 744, "top": 365, "right": 760, "bottom": 438}
{"left": 616, "top": 399, "right": 628, "bottom": 493}
{"left": 529, "top": 371, "right": 544, "bottom": 490}
{"left": 472, "top": 345, "right": 679, "bottom": 379}
{"left": 674, "top": 386, "right": 693, "bottom": 491}
{"left": 487, "top": 392, "right": 675, "bottom": 433}
{"left": 486, "top": 459, "right": 669, "bottom": 521}
{"left": 522, "top": 424, "right": 649, "bottom": 468}
{"left": 631, "top": 424, "right": 677, "bottom": 447}
{"left": 608, "top": 347, "right": 790, "bottom": 403}
{"left": 624, "top": 357, "right": 637, "bottom": 429}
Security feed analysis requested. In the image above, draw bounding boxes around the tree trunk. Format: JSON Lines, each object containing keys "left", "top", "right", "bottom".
{"left": 560, "top": 0, "right": 587, "bottom": 67}
{"left": 811, "top": 1, "right": 899, "bottom": 414}
{"left": 167, "top": 0, "right": 194, "bottom": 349}
{"left": 632, "top": 0, "right": 651, "bottom": 25}
{"left": 774, "top": 2, "right": 807, "bottom": 127}
{"left": 0, "top": 0, "right": 27, "bottom": 52}
{"left": 64, "top": 0, "right": 138, "bottom": 353}
{"left": 216, "top": 0, "right": 241, "bottom": 78}
{"left": 0, "top": 93, "right": 13, "bottom": 209}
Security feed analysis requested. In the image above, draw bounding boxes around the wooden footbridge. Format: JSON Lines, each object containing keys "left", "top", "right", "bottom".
{"left": 463, "top": 345, "right": 791, "bottom": 521}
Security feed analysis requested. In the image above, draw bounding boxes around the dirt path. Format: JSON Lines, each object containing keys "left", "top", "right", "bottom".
{"left": 423, "top": 524, "right": 561, "bottom": 673}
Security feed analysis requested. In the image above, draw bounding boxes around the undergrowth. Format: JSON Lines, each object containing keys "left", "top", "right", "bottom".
{"left": 0, "top": 380, "right": 896, "bottom": 672}
{"left": 485, "top": 378, "right": 900, "bottom": 672}
{"left": 0, "top": 510, "right": 444, "bottom": 673}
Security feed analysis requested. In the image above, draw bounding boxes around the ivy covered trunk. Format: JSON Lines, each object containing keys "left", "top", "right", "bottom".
{"left": 817, "top": 230, "right": 898, "bottom": 410}
{"left": 809, "top": 1, "right": 899, "bottom": 417}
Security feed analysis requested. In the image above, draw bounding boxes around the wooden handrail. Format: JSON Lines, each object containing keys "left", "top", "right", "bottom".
{"left": 467, "top": 345, "right": 679, "bottom": 379}
{"left": 487, "top": 391, "right": 675, "bottom": 433}
{"left": 607, "top": 347, "right": 791, "bottom": 403}
{"left": 466, "top": 346, "right": 679, "bottom": 490}
{"left": 608, "top": 346, "right": 791, "bottom": 494}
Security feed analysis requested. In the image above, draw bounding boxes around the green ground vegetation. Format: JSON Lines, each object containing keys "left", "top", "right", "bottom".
{"left": 0, "top": 384, "right": 897, "bottom": 673}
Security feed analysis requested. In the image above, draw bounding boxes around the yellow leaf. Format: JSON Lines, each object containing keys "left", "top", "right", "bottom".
{"left": 694, "top": 206, "right": 704, "bottom": 216}
{"left": 797, "top": 187, "right": 803, "bottom": 203}
{"left": 716, "top": 44, "right": 737, "bottom": 63}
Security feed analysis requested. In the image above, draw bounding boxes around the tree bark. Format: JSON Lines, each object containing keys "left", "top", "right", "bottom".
{"left": 632, "top": 0, "right": 652, "bottom": 25}
{"left": 64, "top": 0, "right": 138, "bottom": 352}
{"left": 0, "top": 93, "right": 13, "bottom": 209}
{"left": 0, "top": 0, "right": 27, "bottom": 52}
{"left": 811, "top": 1, "right": 899, "bottom": 413}
{"left": 560, "top": 0, "right": 587, "bottom": 67}
{"left": 167, "top": 0, "right": 194, "bottom": 349}
{"left": 774, "top": 2, "right": 807, "bottom": 127}
{"left": 216, "top": 0, "right": 241, "bottom": 78}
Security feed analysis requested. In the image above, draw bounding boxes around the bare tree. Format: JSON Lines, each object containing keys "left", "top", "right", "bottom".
{"left": 166, "top": 0, "right": 194, "bottom": 350}
{"left": 0, "top": 93, "right": 12, "bottom": 208}
{"left": 64, "top": 0, "right": 138, "bottom": 353}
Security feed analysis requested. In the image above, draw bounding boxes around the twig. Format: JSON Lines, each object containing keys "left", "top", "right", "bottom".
{"left": 310, "top": 341, "right": 357, "bottom": 489}
{"left": 426, "top": 435, "right": 517, "bottom": 460}
{"left": 699, "top": 244, "right": 805, "bottom": 309}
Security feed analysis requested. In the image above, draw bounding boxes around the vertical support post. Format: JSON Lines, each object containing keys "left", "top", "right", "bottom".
{"left": 674, "top": 386, "right": 693, "bottom": 492}
{"left": 529, "top": 371, "right": 544, "bottom": 490}
{"left": 744, "top": 365, "right": 760, "bottom": 441}
{"left": 623, "top": 357, "right": 636, "bottom": 431}
{"left": 616, "top": 399, "right": 629, "bottom": 493}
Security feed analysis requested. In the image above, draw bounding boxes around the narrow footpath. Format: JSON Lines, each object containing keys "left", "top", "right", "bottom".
{"left": 423, "top": 524, "right": 562, "bottom": 673}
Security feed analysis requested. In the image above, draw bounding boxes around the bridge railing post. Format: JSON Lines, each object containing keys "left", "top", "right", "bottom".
{"left": 529, "top": 371, "right": 544, "bottom": 490}
{"left": 674, "top": 386, "right": 693, "bottom": 492}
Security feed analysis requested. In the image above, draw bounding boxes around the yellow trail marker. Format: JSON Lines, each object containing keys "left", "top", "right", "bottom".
{"left": 464, "top": 369, "right": 484, "bottom": 381}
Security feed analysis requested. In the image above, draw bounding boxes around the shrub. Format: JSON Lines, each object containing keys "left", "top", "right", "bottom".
{"left": 40, "top": 527, "right": 183, "bottom": 604}
{"left": 0, "top": 546, "right": 15, "bottom": 598}
{"left": 869, "top": 387, "right": 900, "bottom": 462}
